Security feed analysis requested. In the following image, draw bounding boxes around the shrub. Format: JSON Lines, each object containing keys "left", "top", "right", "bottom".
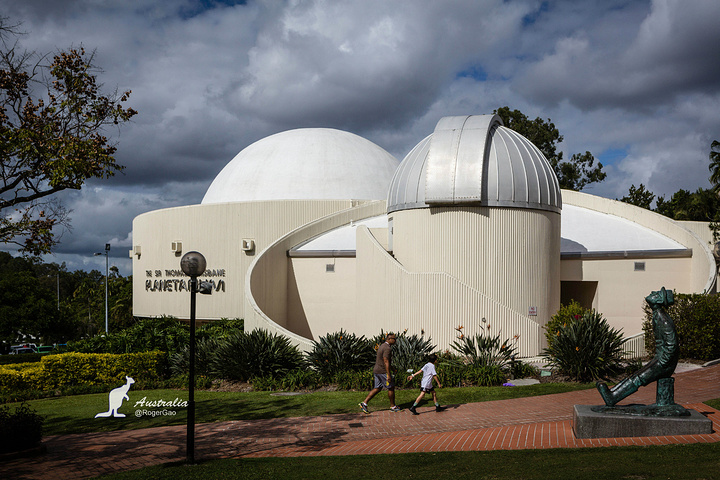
{"left": 434, "top": 352, "right": 507, "bottom": 387}
{"left": 542, "top": 310, "right": 626, "bottom": 382}
{"left": 389, "top": 333, "right": 436, "bottom": 387}
{"left": 277, "top": 368, "right": 321, "bottom": 391}
{"left": 367, "top": 330, "right": 436, "bottom": 388}
{"left": 465, "top": 365, "right": 505, "bottom": 386}
{"left": 510, "top": 361, "right": 539, "bottom": 379}
{"left": 70, "top": 316, "right": 190, "bottom": 356}
{"left": 210, "top": 329, "right": 305, "bottom": 381}
{"left": 331, "top": 369, "right": 373, "bottom": 391}
{"left": 643, "top": 293, "right": 720, "bottom": 361}
{"left": 0, "top": 402, "right": 44, "bottom": 453}
{"left": 169, "top": 337, "right": 223, "bottom": 377}
{"left": 544, "top": 300, "right": 586, "bottom": 350}
{"left": 437, "top": 358, "right": 465, "bottom": 387}
{"left": 0, "top": 352, "right": 167, "bottom": 392}
{"left": 306, "top": 330, "right": 375, "bottom": 379}
{"left": 197, "top": 318, "right": 244, "bottom": 340}
{"left": 451, "top": 329, "right": 517, "bottom": 372}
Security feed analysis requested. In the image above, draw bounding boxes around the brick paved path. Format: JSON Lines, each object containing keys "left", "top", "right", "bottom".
{"left": 4, "top": 364, "right": 720, "bottom": 480}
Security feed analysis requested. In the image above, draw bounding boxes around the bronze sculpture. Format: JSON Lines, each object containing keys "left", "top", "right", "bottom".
{"left": 595, "top": 287, "right": 685, "bottom": 414}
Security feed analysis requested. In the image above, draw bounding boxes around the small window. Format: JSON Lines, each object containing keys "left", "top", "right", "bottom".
{"left": 634, "top": 262, "right": 645, "bottom": 271}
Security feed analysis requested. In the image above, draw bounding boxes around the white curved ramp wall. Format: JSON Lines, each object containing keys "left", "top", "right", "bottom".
{"left": 244, "top": 201, "right": 388, "bottom": 350}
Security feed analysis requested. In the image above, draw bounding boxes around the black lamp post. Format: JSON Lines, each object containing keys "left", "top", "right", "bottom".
{"left": 180, "top": 251, "right": 211, "bottom": 464}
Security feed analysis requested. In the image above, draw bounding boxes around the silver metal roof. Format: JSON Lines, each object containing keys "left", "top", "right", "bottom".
{"left": 387, "top": 115, "right": 562, "bottom": 213}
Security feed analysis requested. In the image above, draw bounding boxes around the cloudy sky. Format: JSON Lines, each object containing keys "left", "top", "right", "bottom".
{"left": 2, "top": 0, "right": 719, "bottom": 276}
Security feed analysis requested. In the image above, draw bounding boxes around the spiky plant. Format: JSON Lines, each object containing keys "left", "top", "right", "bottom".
{"left": 542, "top": 310, "right": 626, "bottom": 382}
{"left": 451, "top": 330, "right": 517, "bottom": 371}
{"left": 306, "top": 330, "right": 375, "bottom": 379}
{"left": 169, "top": 336, "right": 223, "bottom": 377}
{"left": 391, "top": 333, "right": 436, "bottom": 377}
{"left": 209, "top": 329, "right": 305, "bottom": 381}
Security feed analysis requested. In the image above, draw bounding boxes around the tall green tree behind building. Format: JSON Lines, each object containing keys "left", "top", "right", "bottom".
{"left": 494, "top": 106, "right": 606, "bottom": 191}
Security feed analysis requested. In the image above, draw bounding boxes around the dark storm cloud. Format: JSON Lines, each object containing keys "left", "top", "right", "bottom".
{"left": 516, "top": 0, "right": 720, "bottom": 110}
{"left": 0, "top": 0, "right": 718, "bottom": 274}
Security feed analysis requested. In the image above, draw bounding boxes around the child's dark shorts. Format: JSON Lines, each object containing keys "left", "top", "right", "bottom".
{"left": 421, "top": 386, "right": 435, "bottom": 393}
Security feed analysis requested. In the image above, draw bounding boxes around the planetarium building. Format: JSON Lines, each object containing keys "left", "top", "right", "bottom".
{"left": 131, "top": 115, "right": 717, "bottom": 357}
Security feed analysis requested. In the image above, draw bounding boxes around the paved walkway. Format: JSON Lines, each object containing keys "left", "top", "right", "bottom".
{"left": 4, "top": 364, "right": 720, "bottom": 480}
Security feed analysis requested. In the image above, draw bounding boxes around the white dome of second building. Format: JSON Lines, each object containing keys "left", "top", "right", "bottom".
{"left": 202, "top": 128, "right": 400, "bottom": 204}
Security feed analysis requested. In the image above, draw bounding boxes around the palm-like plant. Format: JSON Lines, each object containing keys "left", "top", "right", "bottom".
{"left": 210, "top": 329, "right": 305, "bottom": 381}
{"left": 542, "top": 310, "right": 626, "bottom": 382}
{"left": 305, "top": 330, "right": 375, "bottom": 379}
{"left": 451, "top": 329, "right": 517, "bottom": 371}
{"left": 710, "top": 140, "right": 720, "bottom": 195}
{"left": 391, "top": 333, "right": 436, "bottom": 375}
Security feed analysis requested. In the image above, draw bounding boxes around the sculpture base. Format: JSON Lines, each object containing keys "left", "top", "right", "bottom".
{"left": 573, "top": 404, "right": 713, "bottom": 439}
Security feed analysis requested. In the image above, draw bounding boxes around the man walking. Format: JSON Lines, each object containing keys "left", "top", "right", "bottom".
{"left": 359, "top": 333, "right": 401, "bottom": 413}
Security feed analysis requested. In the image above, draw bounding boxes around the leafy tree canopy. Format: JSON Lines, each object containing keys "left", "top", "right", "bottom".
{"left": 0, "top": 17, "right": 137, "bottom": 255}
{"left": 494, "top": 106, "right": 606, "bottom": 191}
{"left": 619, "top": 183, "right": 655, "bottom": 210}
{"left": 0, "top": 251, "right": 134, "bottom": 346}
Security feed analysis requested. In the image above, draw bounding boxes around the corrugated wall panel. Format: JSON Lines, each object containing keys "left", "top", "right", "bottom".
{"left": 356, "top": 226, "right": 546, "bottom": 357}
{"left": 390, "top": 207, "right": 560, "bottom": 326}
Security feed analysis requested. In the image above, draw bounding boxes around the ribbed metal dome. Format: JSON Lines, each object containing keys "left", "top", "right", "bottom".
{"left": 387, "top": 115, "right": 562, "bottom": 214}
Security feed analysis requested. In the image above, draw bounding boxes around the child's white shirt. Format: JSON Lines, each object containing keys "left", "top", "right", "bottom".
{"left": 421, "top": 362, "right": 437, "bottom": 389}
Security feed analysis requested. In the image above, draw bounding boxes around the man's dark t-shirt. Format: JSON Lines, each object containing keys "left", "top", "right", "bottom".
{"left": 373, "top": 342, "right": 392, "bottom": 374}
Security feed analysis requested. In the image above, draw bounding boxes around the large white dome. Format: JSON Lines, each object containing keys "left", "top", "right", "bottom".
{"left": 202, "top": 128, "right": 400, "bottom": 204}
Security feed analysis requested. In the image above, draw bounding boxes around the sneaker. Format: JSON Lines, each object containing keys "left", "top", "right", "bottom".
{"left": 409, "top": 406, "right": 419, "bottom": 415}
{"left": 390, "top": 405, "right": 402, "bottom": 412}
{"left": 435, "top": 405, "right": 446, "bottom": 412}
{"left": 359, "top": 402, "right": 369, "bottom": 414}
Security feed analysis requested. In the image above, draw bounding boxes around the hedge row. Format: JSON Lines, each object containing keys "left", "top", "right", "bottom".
{"left": 0, "top": 351, "right": 167, "bottom": 392}
{"left": 643, "top": 293, "right": 720, "bottom": 361}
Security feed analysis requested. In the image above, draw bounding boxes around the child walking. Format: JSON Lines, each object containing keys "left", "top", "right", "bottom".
{"left": 406, "top": 353, "right": 445, "bottom": 415}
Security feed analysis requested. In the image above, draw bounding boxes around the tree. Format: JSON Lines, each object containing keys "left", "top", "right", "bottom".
{"left": 0, "top": 17, "right": 137, "bottom": 255}
{"left": 710, "top": 140, "right": 720, "bottom": 195}
{"left": 620, "top": 183, "right": 655, "bottom": 209}
{"left": 654, "top": 188, "right": 720, "bottom": 223}
{"left": 494, "top": 106, "right": 606, "bottom": 191}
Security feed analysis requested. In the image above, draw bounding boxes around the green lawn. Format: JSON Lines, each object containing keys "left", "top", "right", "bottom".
{"left": 97, "top": 444, "right": 720, "bottom": 480}
{"left": 13, "top": 382, "right": 594, "bottom": 436}
{"left": 10, "top": 385, "right": 720, "bottom": 479}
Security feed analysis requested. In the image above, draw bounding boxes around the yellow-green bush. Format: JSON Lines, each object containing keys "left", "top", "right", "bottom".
{"left": 0, "top": 367, "right": 26, "bottom": 391}
{"left": 0, "top": 363, "right": 43, "bottom": 391}
{"left": 0, "top": 351, "right": 167, "bottom": 392}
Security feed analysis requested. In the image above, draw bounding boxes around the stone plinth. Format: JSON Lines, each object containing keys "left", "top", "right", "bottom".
{"left": 573, "top": 404, "right": 713, "bottom": 439}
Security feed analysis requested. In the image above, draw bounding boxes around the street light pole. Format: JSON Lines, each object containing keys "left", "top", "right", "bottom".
{"left": 180, "top": 251, "right": 211, "bottom": 465}
{"left": 94, "top": 243, "right": 111, "bottom": 334}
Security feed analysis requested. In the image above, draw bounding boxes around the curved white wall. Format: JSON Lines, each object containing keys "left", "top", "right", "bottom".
{"left": 132, "top": 200, "right": 363, "bottom": 322}
{"left": 560, "top": 190, "right": 716, "bottom": 335}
